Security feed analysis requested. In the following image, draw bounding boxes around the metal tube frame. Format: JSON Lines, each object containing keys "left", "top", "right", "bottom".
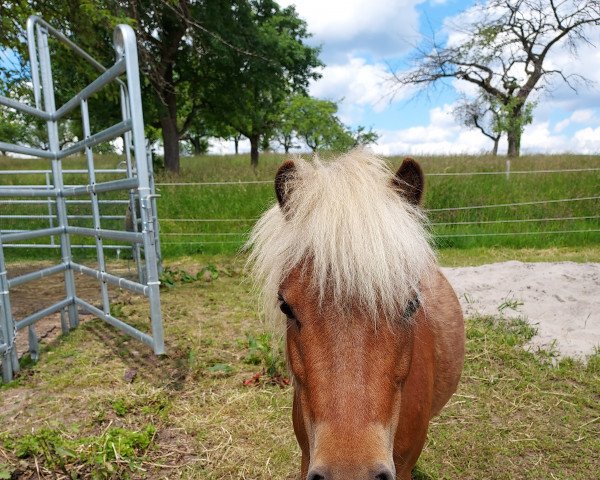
{"left": 0, "top": 16, "right": 165, "bottom": 383}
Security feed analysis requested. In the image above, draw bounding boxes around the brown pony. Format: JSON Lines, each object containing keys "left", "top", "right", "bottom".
{"left": 248, "top": 150, "right": 464, "bottom": 480}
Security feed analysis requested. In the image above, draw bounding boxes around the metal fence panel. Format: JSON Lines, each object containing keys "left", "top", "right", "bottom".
{"left": 0, "top": 16, "right": 165, "bottom": 383}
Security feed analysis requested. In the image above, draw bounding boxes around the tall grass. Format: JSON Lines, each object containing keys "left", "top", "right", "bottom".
{"left": 1, "top": 152, "right": 599, "bottom": 259}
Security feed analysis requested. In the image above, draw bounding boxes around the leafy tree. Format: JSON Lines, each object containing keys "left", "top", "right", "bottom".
{"left": 348, "top": 125, "right": 379, "bottom": 148}
{"left": 285, "top": 95, "right": 347, "bottom": 152}
{"left": 391, "top": 0, "right": 600, "bottom": 157}
{"left": 0, "top": 1, "right": 126, "bottom": 151}
{"left": 2, "top": 1, "right": 320, "bottom": 172}
{"left": 198, "top": 1, "right": 322, "bottom": 167}
{"left": 0, "top": 110, "right": 28, "bottom": 154}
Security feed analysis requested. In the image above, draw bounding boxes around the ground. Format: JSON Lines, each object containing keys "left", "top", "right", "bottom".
{"left": 0, "top": 254, "right": 599, "bottom": 479}
{"left": 444, "top": 261, "right": 600, "bottom": 360}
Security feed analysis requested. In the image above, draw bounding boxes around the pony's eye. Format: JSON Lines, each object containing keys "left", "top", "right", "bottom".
{"left": 277, "top": 293, "right": 298, "bottom": 325}
{"left": 280, "top": 301, "right": 295, "bottom": 319}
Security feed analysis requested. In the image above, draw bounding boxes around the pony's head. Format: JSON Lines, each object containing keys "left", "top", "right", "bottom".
{"left": 248, "top": 150, "right": 435, "bottom": 479}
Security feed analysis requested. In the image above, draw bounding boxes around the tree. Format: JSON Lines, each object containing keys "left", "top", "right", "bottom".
{"left": 1, "top": 1, "right": 127, "bottom": 151}
{"left": 286, "top": 95, "right": 347, "bottom": 152}
{"left": 391, "top": 0, "right": 600, "bottom": 157}
{"left": 0, "top": 110, "right": 28, "bottom": 154}
{"left": 199, "top": 1, "right": 322, "bottom": 167}
{"left": 454, "top": 94, "right": 503, "bottom": 155}
{"left": 349, "top": 125, "right": 379, "bottom": 148}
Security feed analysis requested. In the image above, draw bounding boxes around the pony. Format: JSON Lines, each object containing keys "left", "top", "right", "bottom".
{"left": 248, "top": 150, "right": 464, "bottom": 480}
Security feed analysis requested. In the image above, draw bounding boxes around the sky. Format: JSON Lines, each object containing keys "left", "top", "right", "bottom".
{"left": 243, "top": 0, "right": 600, "bottom": 156}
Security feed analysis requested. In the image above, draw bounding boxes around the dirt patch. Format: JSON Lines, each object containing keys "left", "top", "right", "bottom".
{"left": 5, "top": 261, "right": 141, "bottom": 359}
{"left": 443, "top": 261, "right": 600, "bottom": 359}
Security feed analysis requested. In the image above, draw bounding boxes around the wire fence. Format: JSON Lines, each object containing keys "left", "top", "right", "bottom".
{"left": 3, "top": 163, "right": 600, "bottom": 249}
{"left": 152, "top": 166, "right": 600, "bottom": 247}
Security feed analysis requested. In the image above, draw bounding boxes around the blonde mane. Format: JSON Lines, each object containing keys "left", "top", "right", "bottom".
{"left": 247, "top": 149, "right": 435, "bottom": 322}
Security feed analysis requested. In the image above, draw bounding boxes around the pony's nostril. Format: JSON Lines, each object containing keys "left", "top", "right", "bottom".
{"left": 307, "top": 468, "right": 328, "bottom": 480}
{"left": 373, "top": 466, "right": 395, "bottom": 480}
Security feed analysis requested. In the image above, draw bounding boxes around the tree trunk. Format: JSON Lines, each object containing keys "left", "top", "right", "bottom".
{"left": 234, "top": 137, "right": 239, "bottom": 155}
{"left": 249, "top": 134, "right": 260, "bottom": 167}
{"left": 161, "top": 115, "right": 180, "bottom": 173}
{"left": 190, "top": 136, "right": 202, "bottom": 155}
{"left": 160, "top": 65, "right": 180, "bottom": 173}
{"left": 492, "top": 137, "right": 499, "bottom": 156}
{"left": 507, "top": 131, "right": 521, "bottom": 157}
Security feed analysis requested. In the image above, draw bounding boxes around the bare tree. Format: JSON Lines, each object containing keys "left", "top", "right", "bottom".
{"left": 454, "top": 94, "right": 502, "bottom": 155}
{"left": 391, "top": 0, "right": 600, "bottom": 157}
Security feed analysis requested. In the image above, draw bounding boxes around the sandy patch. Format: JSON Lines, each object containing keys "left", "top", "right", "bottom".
{"left": 442, "top": 261, "right": 600, "bottom": 360}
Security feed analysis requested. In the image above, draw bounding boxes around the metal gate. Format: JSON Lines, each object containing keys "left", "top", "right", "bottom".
{"left": 0, "top": 16, "right": 164, "bottom": 383}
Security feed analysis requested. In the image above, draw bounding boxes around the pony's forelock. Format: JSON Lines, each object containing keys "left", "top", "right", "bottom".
{"left": 247, "top": 149, "right": 435, "bottom": 323}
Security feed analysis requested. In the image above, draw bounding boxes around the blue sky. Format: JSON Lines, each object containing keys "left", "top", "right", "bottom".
{"left": 270, "top": 0, "right": 600, "bottom": 156}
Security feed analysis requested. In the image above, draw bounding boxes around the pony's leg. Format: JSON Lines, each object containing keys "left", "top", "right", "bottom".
{"left": 394, "top": 429, "right": 428, "bottom": 480}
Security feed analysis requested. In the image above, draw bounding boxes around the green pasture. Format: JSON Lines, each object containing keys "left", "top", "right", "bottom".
{"left": 0, "top": 256, "right": 598, "bottom": 479}
{"left": 0, "top": 153, "right": 599, "bottom": 261}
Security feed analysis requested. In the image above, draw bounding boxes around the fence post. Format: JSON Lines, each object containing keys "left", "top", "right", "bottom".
{"left": 506, "top": 159, "right": 511, "bottom": 180}
{"left": 0, "top": 235, "right": 18, "bottom": 382}
{"left": 114, "top": 24, "right": 165, "bottom": 355}
{"left": 45, "top": 172, "right": 55, "bottom": 246}
{"left": 34, "top": 23, "right": 79, "bottom": 329}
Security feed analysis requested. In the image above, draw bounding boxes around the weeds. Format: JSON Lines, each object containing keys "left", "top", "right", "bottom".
{"left": 1, "top": 425, "right": 156, "bottom": 479}
{"left": 160, "top": 265, "right": 219, "bottom": 288}
{"left": 244, "top": 332, "right": 287, "bottom": 379}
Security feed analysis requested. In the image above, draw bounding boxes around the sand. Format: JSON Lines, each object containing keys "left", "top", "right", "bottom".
{"left": 442, "top": 261, "right": 600, "bottom": 360}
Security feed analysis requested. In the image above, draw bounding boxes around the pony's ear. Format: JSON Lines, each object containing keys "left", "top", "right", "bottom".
{"left": 275, "top": 160, "right": 296, "bottom": 209}
{"left": 392, "top": 157, "right": 424, "bottom": 205}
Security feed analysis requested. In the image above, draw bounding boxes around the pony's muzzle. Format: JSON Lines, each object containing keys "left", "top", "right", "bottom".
{"left": 307, "top": 464, "right": 395, "bottom": 480}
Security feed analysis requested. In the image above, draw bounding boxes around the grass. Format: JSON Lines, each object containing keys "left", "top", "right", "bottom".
{"left": 1, "top": 152, "right": 599, "bottom": 259}
{"left": 1, "top": 255, "right": 599, "bottom": 479}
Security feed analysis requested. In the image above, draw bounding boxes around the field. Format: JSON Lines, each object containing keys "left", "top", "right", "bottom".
{"left": 1, "top": 152, "right": 599, "bottom": 261}
{"left": 1, "top": 153, "right": 600, "bottom": 479}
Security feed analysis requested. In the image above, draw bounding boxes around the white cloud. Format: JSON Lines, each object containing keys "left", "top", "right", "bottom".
{"left": 309, "top": 56, "right": 410, "bottom": 123}
{"left": 279, "top": 0, "right": 423, "bottom": 61}
{"left": 554, "top": 109, "right": 595, "bottom": 133}
{"left": 371, "top": 102, "right": 600, "bottom": 156}
{"left": 572, "top": 127, "right": 600, "bottom": 153}
{"left": 372, "top": 102, "right": 492, "bottom": 156}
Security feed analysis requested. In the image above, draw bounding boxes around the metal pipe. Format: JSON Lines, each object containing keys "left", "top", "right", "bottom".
{"left": 120, "top": 85, "right": 144, "bottom": 283}
{"left": 3, "top": 244, "right": 131, "bottom": 249}
{"left": 27, "top": 16, "right": 126, "bottom": 87}
{"left": 57, "top": 120, "right": 132, "bottom": 159}
{"left": 37, "top": 23, "right": 79, "bottom": 330}
{"left": 0, "top": 142, "right": 55, "bottom": 159}
{"left": 2, "top": 227, "right": 65, "bottom": 242}
{"left": 74, "top": 298, "right": 155, "bottom": 349}
{"left": 15, "top": 298, "right": 73, "bottom": 330}
{"left": 53, "top": 59, "right": 126, "bottom": 120}
{"left": 61, "top": 177, "right": 138, "bottom": 197}
{"left": 0, "top": 187, "right": 58, "bottom": 198}
{"left": 0, "top": 215, "right": 125, "bottom": 220}
{"left": 0, "top": 169, "right": 127, "bottom": 175}
{"left": 67, "top": 226, "right": 143, "bottom": 243}
{"left": 8, "top": 263, "right": 69, "bottom": 288}
{"left": 0, "top": 235, "right": 20, "bottom": 378}
{"left": 115, "top": 23, "right": 165, "bottom": 355}
{"left": 81, "top": 97, "right": 111, "bottom": 314}
{"left": 69, "top": 262, "right": 149, "bottom": 296}
{"left": 0, "top": 94, "right": 51, "bottom": 120}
